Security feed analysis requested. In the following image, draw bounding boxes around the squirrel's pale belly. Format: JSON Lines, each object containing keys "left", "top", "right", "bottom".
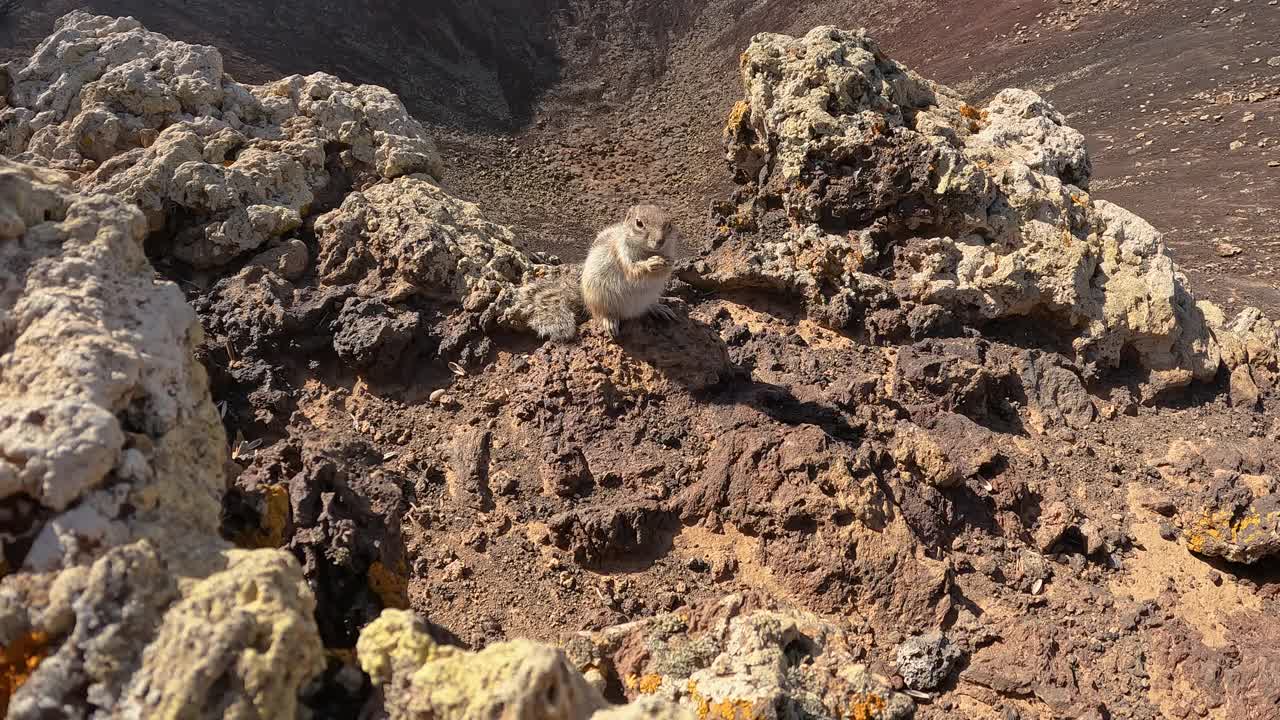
{"left": 581, "top": 244, "right": 669, "bottom": 320}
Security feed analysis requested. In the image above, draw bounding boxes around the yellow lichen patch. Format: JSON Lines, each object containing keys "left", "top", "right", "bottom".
{"left": 1, "top": 630, "right": 51, "bottom": 715}
{"left": 369, "top": 559, "right": 410, "bottom": 610}
{"left": 686, "top": 679, "right": 765, "bottom": 720}
{"left": 848, "top": 692, "right": 887, "bottom": 720}
{"left": 1187, "top": 512, "right": 1217, "bottom": 553}
{"left": 725, "top": 101, "right": 750, "bottom": 133}
{"left": 1185, "top": 507, "right": 1280, "bottom": 558}
{"left": 624, "top": 673, "right": 664, "bottom": 695}
{"left": 1070, "top": 192, "right": 1089, "bottom": 207}
{"left": 1187, "top": 509, "right": 1235, "bottom": 554}
{"left": 702, "top": 699, "right": 762, "bottom": 720}
{"left": 232, "top": 483, "right": 290, "bottom": 549}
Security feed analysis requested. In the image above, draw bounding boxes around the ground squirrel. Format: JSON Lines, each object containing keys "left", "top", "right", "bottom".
{"left": 523, "top": 204, "right": 681, "bottom": 340}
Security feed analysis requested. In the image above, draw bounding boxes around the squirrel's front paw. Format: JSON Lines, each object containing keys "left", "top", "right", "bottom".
{"left": 637, "top": 256, "right": 668, "bottom": 272}
{"left": 600, "top": 317, "right": 621, "bottom": 337}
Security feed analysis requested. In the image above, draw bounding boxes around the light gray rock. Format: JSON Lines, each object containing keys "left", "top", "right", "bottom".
{"left": 568, "top": 595, "right": 915, "bottom": 720}
{"left": 895, "top": 631, "right": 963, "bottom": 691}
{"left": 358, "top": 608, "right": 684, "bottom": 720}
{"left": 698, "top": 26, "right": 1279, "bottom": 394}
{"left": 0, "top": 153, "right": 321, "bottom": 720}
{"left": 3, "top": 11, "right": 442, "bottom": 269}
{"left": 313, "top": 175, "right": 539, "bottom": 326}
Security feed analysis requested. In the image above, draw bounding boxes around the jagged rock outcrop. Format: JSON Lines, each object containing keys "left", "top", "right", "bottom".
{"left": 564, "top": 595, "right": 914, "bottom": 720}
{"left": 357, "top": 600, "right": 911, "bottom": 720}
{"left": 1152, "top": 439, "right": 1280, "bottom": 564}
{"left": 358, "top": 609, "right": 691, "bottom": 720}
{"left": 693, "top": 26, "right": 1279, "bottom": 395}
{"left": 0, "top": 159, "right": 322, "bottom": 716}
{"left": 313, "top": 174, "right": 554, "bottom": 342}
{"left": 2, "top": 11, "right": 442, "bottom": 269}
{"left": 0, "top": 159, "right": 222, "bottom": 570}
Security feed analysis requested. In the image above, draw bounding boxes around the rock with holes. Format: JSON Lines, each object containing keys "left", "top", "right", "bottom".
{"left": 895, "top": 631, "right": 963, "bottom": 691}
{"left": 2, "top": 11, "right": 441, "bottom": 268}
{"left": 313, "top": 175, "right": 539, "bottom": 328}
{"left": 331, "top": 296, "right": 423, "bottom": 372}
{"left": 0, "top": 159, "right": 223, "bottom": 564}
{"left": 117, "top": 548, "right": 324, "bottom": 718}
{"left": 0, "top": 158, "right": 324, "bottom": 715}
{"left": 5, "top": 542, "right": 323, "bottom": 719}
{"left": 358, "top": 608, "right": 688, "bottom": 720}
{"left": 690, "top": 25, "right": 1279, "bottom": 392}
{"left": 565, "top": 595, "right": 914, "bottom": 720}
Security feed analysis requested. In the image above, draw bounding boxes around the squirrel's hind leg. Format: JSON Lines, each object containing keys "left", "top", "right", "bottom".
{"left": 647, "top": 302, "right": 677, "bottom": 323}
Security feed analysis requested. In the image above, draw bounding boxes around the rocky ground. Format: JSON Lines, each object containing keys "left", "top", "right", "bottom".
{"left": 3, "top": 7, "right": 1280, "bottom": 720}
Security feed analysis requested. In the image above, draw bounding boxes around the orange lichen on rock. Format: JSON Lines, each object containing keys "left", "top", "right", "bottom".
{"left": 232, "top": 483, "right": 291, "bottom": 549}
{"left": 369, "top": 559, "right": 410, "bottom": 609}
{"left": 1, "top": 630, "right": 51, "bottom": 715}
{"left": 686, "top": 680, "right": 765, "bottom": 720}
{"left": 958, "top": 103, "right": 988, "bottom": 133}
{"left": 848, "top": 692, "right": 888, "bottom": 720}
{"left": 1186, "top": 507, "right": 1280, "bottom": 563}
{"left": 726, "top": 101, "right": 750, "bottom": 133}
{"left": 624, "top": 673, "right": 664, "bottom": 695}
{"left": 698, "top": 697, "right": 762, "bottom": 720}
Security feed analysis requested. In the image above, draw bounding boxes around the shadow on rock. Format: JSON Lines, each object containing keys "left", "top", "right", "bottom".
{"left": 605, "top": 300, "right": 736, "bottom": 394}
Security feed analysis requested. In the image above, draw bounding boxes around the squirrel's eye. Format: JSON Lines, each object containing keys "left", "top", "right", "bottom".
{"left": 635, "top": 219, "right": 645, "bottom": 229}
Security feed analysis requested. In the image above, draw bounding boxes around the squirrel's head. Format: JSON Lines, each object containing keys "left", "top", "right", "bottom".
{"left": 624, "top": 204, "right": 679, "bottom": 253}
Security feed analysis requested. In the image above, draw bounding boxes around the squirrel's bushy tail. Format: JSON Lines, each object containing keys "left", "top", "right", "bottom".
{"left": 519, "top": 268, "right": 582, "bottom": 341}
